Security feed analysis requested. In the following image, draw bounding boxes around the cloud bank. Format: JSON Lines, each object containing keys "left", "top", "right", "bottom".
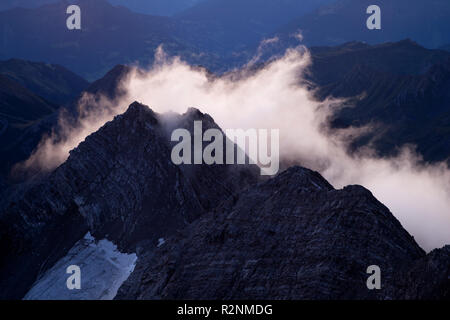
{"left": 19, "top": 45, "right": 450, "bottom": 251}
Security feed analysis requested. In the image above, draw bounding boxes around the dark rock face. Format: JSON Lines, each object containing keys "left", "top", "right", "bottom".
{"left": 0, "top": 58, "right": 89, "bottom": 105}
{"left": 0, "top": 102, "right": 258, "bottom": 299}
{"left": 115, "top": 166, "right": 447, "bottom": 300}
{"left": 0, "top": 102, "right": 448, "bottom": 300}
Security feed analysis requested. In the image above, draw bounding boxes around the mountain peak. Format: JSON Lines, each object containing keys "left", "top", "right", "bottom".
{"left": 271, "top": 166, "right": 334, "bottom": 192}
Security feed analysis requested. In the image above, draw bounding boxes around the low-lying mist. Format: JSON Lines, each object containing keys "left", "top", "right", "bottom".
{"left": 19, "top": 44, "right": 450, "bottom": 251}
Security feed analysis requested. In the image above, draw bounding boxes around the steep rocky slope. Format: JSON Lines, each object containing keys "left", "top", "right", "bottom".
{"left": 0, "top": 102, "right": 258, "bottom": 299}
{"left": 0, "top": 58, "right": 90, "bottom": 192}
{"left": 386, "top": 246, "right": 450, "bottom": 299}
{"left": 116, "top": 166, "right": 449, "bottom": 300}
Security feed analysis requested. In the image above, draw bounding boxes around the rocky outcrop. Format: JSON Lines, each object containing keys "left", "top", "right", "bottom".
{"left": 0, "top": 102, "right": 258, "bottom": 299}
{"left": 386, "top": 245, "right": 450, "bottom": 299}
{"left": 1, "top": 101, "right": 448, "bottom": 300}
{"left": 0, "top": 74, "right": 58, "bottom": 179}
{"left": 116, "top": 166, "right": 448, "bottom": 300}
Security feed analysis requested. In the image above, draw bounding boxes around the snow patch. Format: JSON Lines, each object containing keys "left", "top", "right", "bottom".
{"left": 24, "top": 233, "right": 137, "bottom": 300}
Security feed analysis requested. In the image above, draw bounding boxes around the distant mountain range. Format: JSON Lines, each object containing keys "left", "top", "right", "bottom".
{"left": 2, "top": 39, "right": 449, "bottom": 195}
{"left": 441, "top": 44, "right": 450, "bottom": 52}
{"left": 116, "top": 161, "right": 449, "bottom": 300}
{"left": 2, "top": 0, "right": 449, "bottom": 79}
{"left": 0, "top": 59, "right": 89, "bottom": 104}
{"left": 0, "top": 0, "right": 57, "bottom": 11}
{"left": 278, "top": 0, "right": 450, "bottom": 49}
{"left": 0, "top": 0, "right": 195, "bottom": 80}
{"left": 0, "top": 59, "right": 89, "bottom": 189}
{"left": 0, "top": 102, "right": 259, "bottom": 299}
{"left": 0, "top": 74, "right": 56, "bottom": 189}
{"left": 0, "top": 74, "right": 57, "bottom": 145}
{"left": 1, "top": 102, "right": 448, "bottom": 299}
{"left": 308, "top": 40, "right": 450, "bottom": 163}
